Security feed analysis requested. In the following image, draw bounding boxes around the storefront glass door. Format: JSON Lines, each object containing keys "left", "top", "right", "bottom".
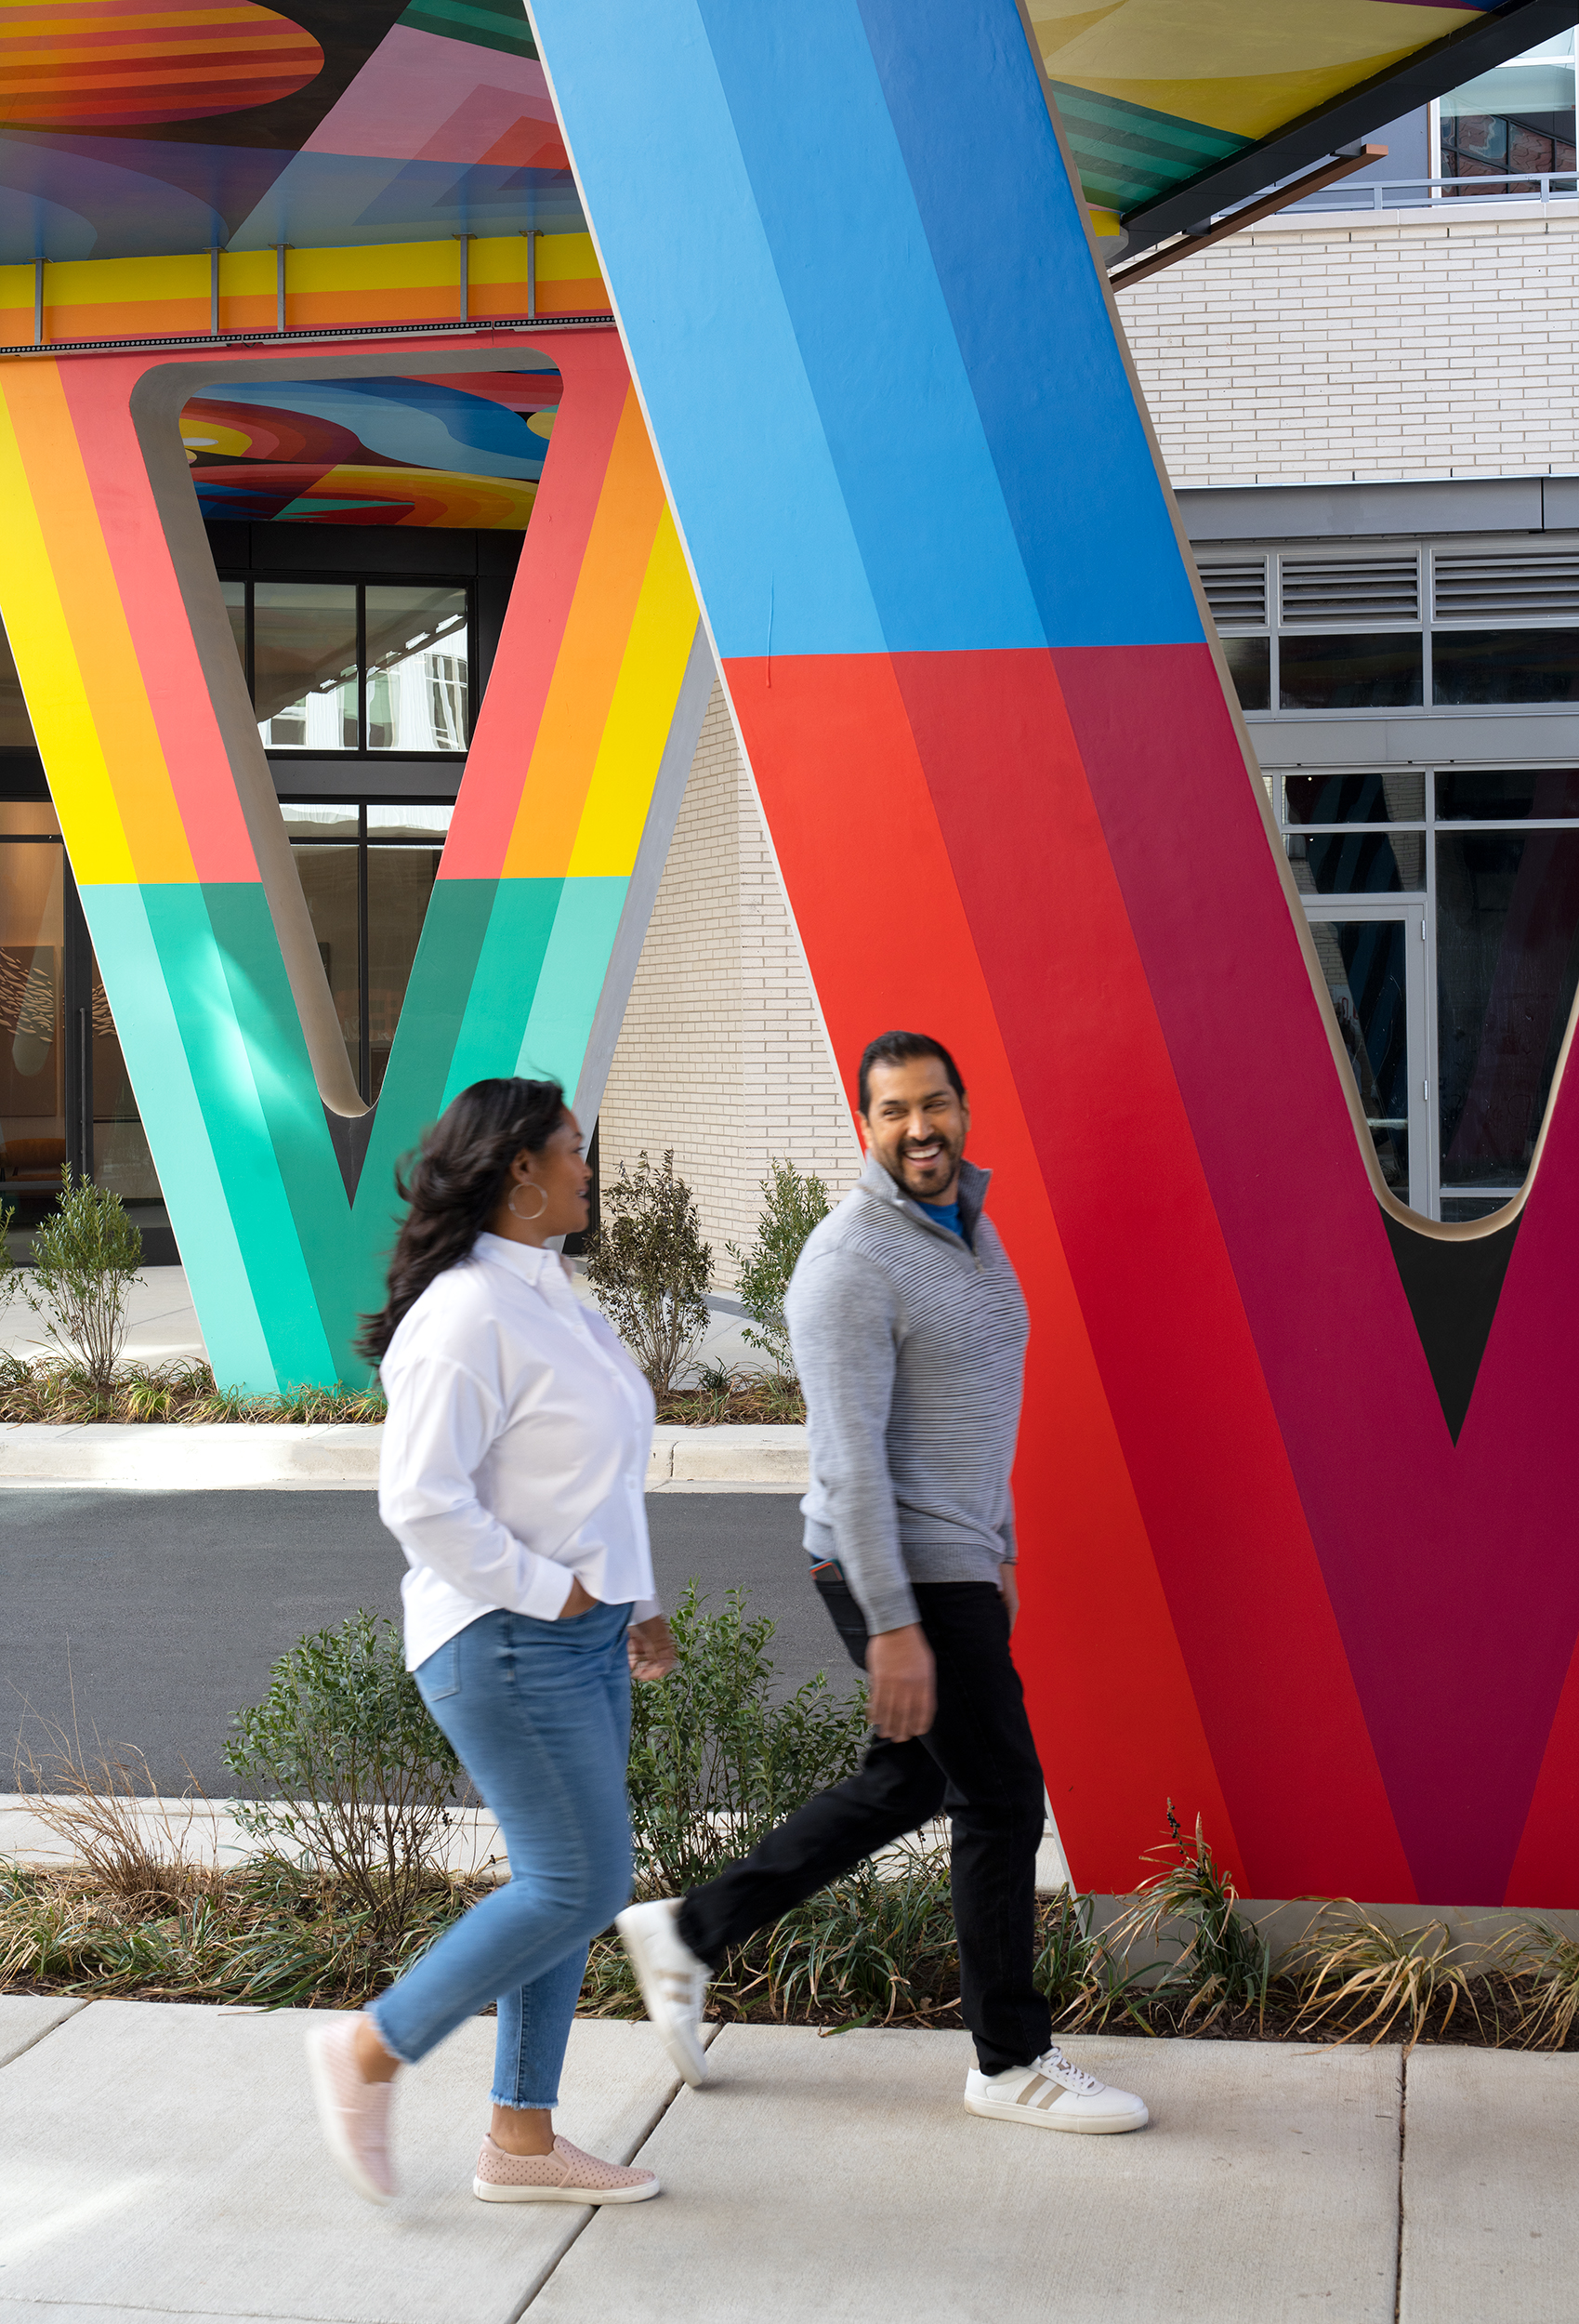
{"left": 1304, "top": 901, "right": 1429, "bottom": 1212}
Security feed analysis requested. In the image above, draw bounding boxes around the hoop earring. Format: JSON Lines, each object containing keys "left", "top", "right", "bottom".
{"left": 507, "top": 1181, "right": 548, "bottom": 1223}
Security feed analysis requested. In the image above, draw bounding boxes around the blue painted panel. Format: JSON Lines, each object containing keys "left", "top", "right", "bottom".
{"left": 855, "top": 0, "right": 1204, "bottom": 647}
{"left": 695, "top": 0, "right": 1046, "bottom": 654}
{"left": 527, "top": 0, "right": 887, "bottom": 661}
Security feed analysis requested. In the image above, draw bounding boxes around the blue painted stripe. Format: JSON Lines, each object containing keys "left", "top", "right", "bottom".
{"left": 692, "top": 0, "right": 1046, "bottom": 655}
{"left": 529, "top": 0, "right": 886, "bottom": 660}
{"left": 854, "top": 0, "right": 1204, "bottom": 647}
{"left": 76, "top": 886, "right": 280, "bottom": 1393}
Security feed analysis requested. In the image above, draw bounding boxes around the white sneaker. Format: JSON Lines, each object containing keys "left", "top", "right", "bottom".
{"left": 615, "top": 1898, "right": 710, "bottom": 2087}
{"left": 965, "top": 2043, "right": 1149, "bottom": 2134}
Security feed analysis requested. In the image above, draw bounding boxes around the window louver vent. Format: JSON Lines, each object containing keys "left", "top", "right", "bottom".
{"left": 1432, "top": 551, "right": 1579, "bottom": 624}
{"left": 1280, "top": 557, "right": 1420, "bottom": 626}
{"left": 1199, "top": 559, "right": 1268, "bottom": 629}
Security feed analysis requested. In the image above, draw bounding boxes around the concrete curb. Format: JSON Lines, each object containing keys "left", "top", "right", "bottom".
{"left": 0, "top": 1419, "right": 809, "bottom": 1489}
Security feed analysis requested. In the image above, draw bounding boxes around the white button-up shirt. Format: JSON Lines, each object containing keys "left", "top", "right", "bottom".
{"left": 378, "top": 1233, "right": 660, "bottom": 1670}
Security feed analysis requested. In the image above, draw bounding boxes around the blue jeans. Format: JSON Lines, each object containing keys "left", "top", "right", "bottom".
{"left": 369, "top": 1601, "right": 634, "bottom": 2110}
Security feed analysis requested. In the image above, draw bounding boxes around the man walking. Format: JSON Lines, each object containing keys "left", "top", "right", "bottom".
{"left": 619, "top": 1030, "right": 1147, "bottom": 2134}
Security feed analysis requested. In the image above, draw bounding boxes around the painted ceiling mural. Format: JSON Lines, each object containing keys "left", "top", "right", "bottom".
{"left": 0, "top": 0, "right": 584, "bottom": 262}
{"left": 179, "top": 364, "right": 559, "bottom": 523}
{"left": 1, "top": 0, "right": 1545, "bottom": 264}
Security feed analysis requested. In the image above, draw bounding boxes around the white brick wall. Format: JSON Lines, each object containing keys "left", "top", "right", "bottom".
{"left": 1118, "top": 202, "right": 1579, "bottom": 487}
{"left": 597, "top": 681, "right": 862, "bottom": 1289}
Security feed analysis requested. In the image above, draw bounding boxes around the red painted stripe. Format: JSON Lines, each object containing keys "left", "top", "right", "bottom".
{"left": 888, "top": 645, "right": 1413, "bottom": 1902}
{"left": 1055, "top": 642, "right": 1579, "bottom": 1903}
{"left": 58, "top": 353, "right": 257, "bottom": 881}
{"left": 724, "top": 648, "right": 1242, "bottom": 1895}
{"left": 443, "top": 332, "right": 631, "bottom": 881}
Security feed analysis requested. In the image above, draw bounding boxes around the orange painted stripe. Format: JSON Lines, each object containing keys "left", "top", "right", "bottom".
{"left": 5, "top": 361, "right": 194, "bottom": 884}
{"left": 503, "top": 386, "right": 665, "bottom": 878}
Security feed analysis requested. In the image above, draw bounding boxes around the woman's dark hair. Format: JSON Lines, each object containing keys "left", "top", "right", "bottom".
{"left": 357, "top": 1076, "right": 566, "bottom": 1366}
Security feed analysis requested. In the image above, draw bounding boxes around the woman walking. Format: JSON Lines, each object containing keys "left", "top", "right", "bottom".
{"left": 306, "top": 1076, "right": 676, "bottom": 2209}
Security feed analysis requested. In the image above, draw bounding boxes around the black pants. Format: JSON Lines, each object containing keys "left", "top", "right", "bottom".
{"left": 677, "top": 1572, "right": 1051, "bottom": 2074}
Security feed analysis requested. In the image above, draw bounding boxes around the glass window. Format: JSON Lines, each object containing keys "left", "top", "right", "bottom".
{"left": 221, "top": 579, "right": 247, "bottom": 684}
{"left": 364, "top": 587, "right": 469, "bottom": 752}
{"left": 283, "top": 798, "right": 448, "bottom": 1102}
{"left": 1309, "top": 918, "right": 1412, "bottom": 1200}
{"left": 367, "top": 843, "right": 445, "bottom": 1098}
{"left": 1285, "top": 829, "right": 1425, "bottom": 895}
{"left": 1222, "top": 636, "right": 1270, "bottom": 713}
{"left": 0, "top": 832, "right": 64, "bottom": 1194}
{"left": 0, "top": 618, "right": 35, "bottom": 751}
{"left": 1433, "top": 629, "right": 1579, "bottom": 706}
{"left": 293, "top": 845, "right": 362, "bottom": 1089}
{"left": 1284, "top": 772, "right": 1426, "bottom": 826}
{"left": 1437, "top": 827, "right": 1579, "bottom": 1188}
{"left": 253, "top": 583, "right": 359, "bottom": 750}
{"left": 1437, "top": 769, "right": 1579, "bottom": 821}
{"left": 1279, "top": 634, "right": 1424, "bottom": 710}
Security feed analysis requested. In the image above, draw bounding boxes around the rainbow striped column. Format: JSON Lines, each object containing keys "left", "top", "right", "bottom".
{"left": 535, "top": 0, "right": 1579, "bottom": 1906}
{"left": 0, "top": 327, "right": 706, "bottom": 1391}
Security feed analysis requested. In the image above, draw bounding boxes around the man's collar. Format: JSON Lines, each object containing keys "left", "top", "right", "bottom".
{"left": 858, "top": 1150, "right": 991, "bottom": 1231}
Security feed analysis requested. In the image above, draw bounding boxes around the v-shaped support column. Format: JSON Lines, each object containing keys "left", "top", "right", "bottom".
{"left": 0, "top": 327, "right": 707, "bottom": 1390}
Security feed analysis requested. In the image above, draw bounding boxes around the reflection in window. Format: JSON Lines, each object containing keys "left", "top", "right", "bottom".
{"left": 1437, "top": 828, "right": 1579, "bottom": 1188}
{"left": 1437, "top": 769, "right": 1579, "bottom": 821}
{"left": 1310, "top": 919, "right": 1411, "bottom": 1199}
{"left": 1279, "top": 633, "right": 1424, "bottom": 710}
{"left": 283, "top": 799, "right": 448, "bottom": 1102}
{"left": 1284, "top": 772, "right": 1426, "bottom": 825}
{"left": 365, "top": 587, "right": 469, "bottom": 752}
{"left": 1286, "top": 829, "right": 1425, "bottom": 895}
{"left": 1433, "top": 629, "right": 1579, "bottom": 706}
{"left": 253, "top": 583, "right": 359, "bottom": 749}
{"left": 0, "top": 833, "right": 63, "bottom": 1192}
{"left": 1222, "top": 635, "right": 1270, "bottom": 713}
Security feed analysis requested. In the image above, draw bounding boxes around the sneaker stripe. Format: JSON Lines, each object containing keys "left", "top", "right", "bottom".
{"left": 1018, "top": 2073, "right": 1048, "bottom": 2106}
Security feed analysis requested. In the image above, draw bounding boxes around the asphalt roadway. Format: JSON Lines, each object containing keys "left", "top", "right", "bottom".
{"left": 0, "top": 1489, "right": 850, "bottom": 1795}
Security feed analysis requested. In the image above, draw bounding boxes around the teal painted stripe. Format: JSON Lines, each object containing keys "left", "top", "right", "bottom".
{"left": 199, "top": 884, "right": 362, "bottom": 1381}
{"left": 140, "top": 885, "right": 336, "bottom": 1388}
{"left": 514, "top": 878, "right": 628, "bottom": 1096}
{"left": 441, "top": 877, "right": 566, "bottom": 1109}
{"left": 76, "top": 886, "right": 279, "bottom": 1393}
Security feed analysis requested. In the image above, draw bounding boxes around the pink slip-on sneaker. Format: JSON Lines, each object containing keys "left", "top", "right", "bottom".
{"left": 305, "top": 2014, "right": 397, "bottom": 2204}
{"left": 473, "top": 2133, "right": 660, "bottom": 2204}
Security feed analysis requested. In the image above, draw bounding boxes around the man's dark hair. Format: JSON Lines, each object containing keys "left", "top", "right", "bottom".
{"left": 857, "top": 1030, "right": 967, "bottom": 1117}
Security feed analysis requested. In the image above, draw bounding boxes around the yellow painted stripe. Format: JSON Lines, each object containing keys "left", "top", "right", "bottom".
{"left": 0, "top": 363, "right": 192, "bottom": 883}
{"left": 0, "top": 373, "right": 136, "bottom": 884}
{"left": 567, "top": 508, "right": 698, "bottom": 878}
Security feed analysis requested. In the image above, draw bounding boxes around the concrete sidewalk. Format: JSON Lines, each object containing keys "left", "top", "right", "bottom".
{"left": 3, "top": 1998, "right": 1576, "bottom": 2322}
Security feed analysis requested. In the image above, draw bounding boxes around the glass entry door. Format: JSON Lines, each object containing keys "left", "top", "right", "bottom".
{"left": 1305, "top": 901, "right": 1428, "bottom": 1211}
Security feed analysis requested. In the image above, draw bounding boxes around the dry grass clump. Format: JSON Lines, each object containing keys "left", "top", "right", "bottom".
{"left": 0, "top": 1355, "right": 385, "bottom": 1425}
{"left": 1492, "top": 1918, "right": 1579, "bottom": 2049}
{"left": 1283, "top": 1904, "right": 1486, "bottom": 2052}
{"left": 13, "top": 1699, "right": 227, "bottom": 1914}
{"left": 652, "top": 1369, "right": 806, "bottom": 1425}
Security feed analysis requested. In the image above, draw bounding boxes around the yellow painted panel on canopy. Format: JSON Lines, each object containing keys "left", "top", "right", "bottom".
{"left": 567, "top": 508, "right": 698, "bottom": 879}
{"left": 1032, "top": 0, "right": 1484, "bottom": 139}
{"left": 535, "top": 233, "right": 600, "bottom": 284}
{"left": 43, "top": 252, "right": 207, "bottom": 309}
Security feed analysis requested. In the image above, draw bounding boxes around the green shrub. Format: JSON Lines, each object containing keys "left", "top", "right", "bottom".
{"left": 725, "top": 1158, "right": 830, "bottom": 1382}
{"left": 627, "top": 1581, "right": 868, "bottom": 1894}
{"left": 1108, "top": 1802, "right": 1273, "bottom": 2029}
{"left": 585, "top": 1149, "right": 713, "bottom": 1393}
{"left": 13, "top": 1169, "right": 142, "bottom": 1396}
{"left": 224, "top": 1612, "right": 463, "bottom": 1946}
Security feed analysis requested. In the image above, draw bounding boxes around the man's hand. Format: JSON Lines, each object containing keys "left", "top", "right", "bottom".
{"left": 999, "top": 1563, "right": 1020, "bottom": 1632}
{"left": 865, "top": 1623, "right": 936, "bottom": 1741}
{"left": 628, "top": 1615, "right": 678, "bottom": 1683}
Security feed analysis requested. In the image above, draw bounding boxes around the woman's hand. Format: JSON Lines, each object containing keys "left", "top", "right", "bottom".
{"left": 558, "top": 1577, "right": 598, "bottom": 1619}
{"left": 628, "top": 1615, "right": 677, "bottom": 1683}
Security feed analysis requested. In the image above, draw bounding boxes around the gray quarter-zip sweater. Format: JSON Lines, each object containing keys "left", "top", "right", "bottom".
{"left": 783, "top": 1151, "right": 1029, "bottom": 1636}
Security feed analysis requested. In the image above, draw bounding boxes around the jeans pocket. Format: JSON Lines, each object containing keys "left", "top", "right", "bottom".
{"left": 414, "top": 1636, "right": 460, "bottom": 1704}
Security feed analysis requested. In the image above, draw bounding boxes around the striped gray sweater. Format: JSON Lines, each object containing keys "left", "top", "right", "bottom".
{"left": 783, "top": 1150, "right": 1030, "bottom": 1636}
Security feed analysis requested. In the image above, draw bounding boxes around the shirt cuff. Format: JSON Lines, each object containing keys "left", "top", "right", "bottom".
{"left": 630, "top": 1594, "right": 661, "bottom": 1623}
